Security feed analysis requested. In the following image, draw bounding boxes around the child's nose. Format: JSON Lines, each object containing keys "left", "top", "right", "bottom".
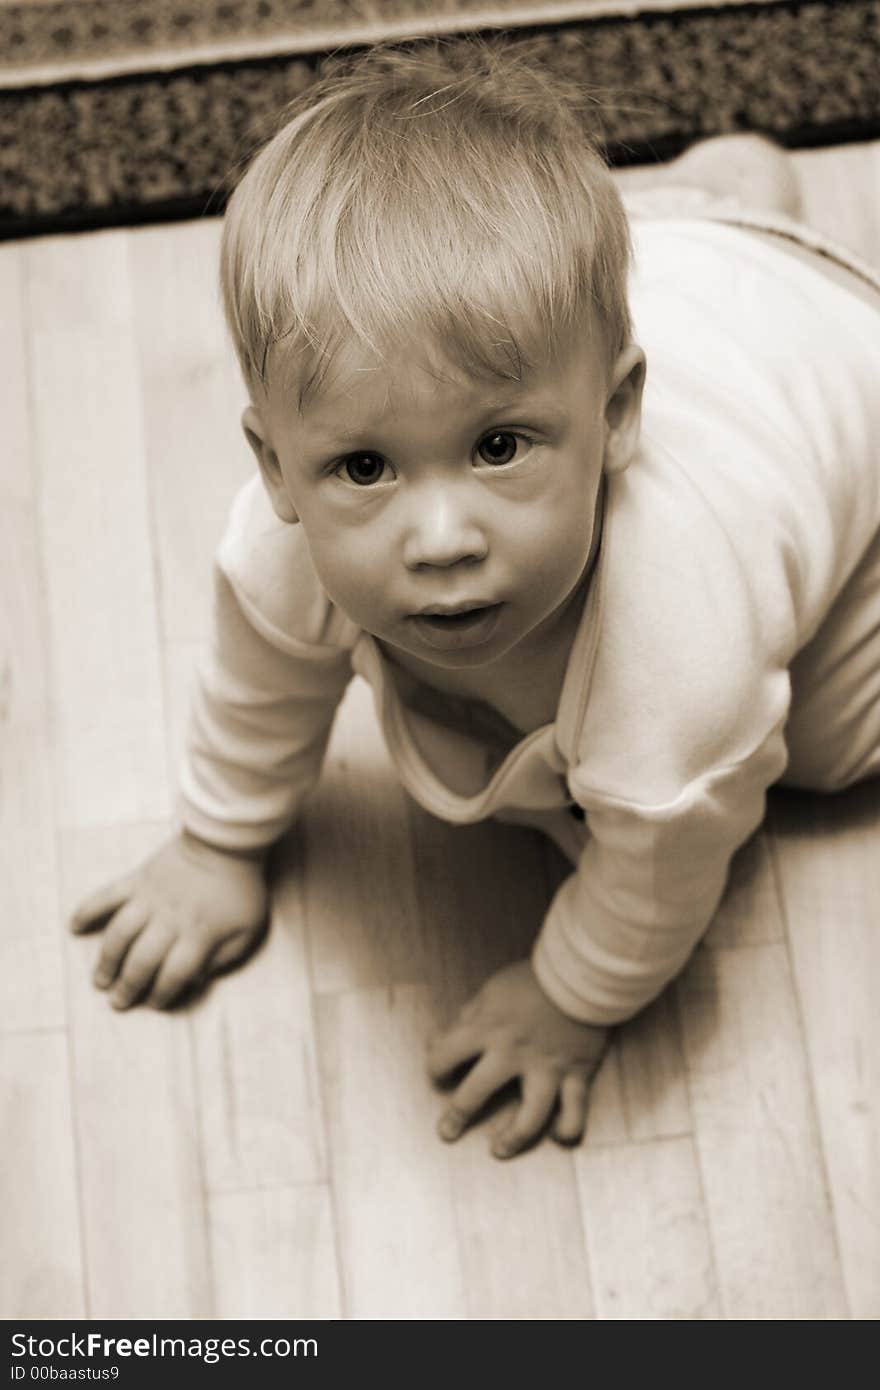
{"left": 402, "top": 484, "right": 488, "bottom": 570}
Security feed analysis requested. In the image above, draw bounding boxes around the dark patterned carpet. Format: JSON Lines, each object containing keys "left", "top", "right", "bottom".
{"left": 1, "top": 0, "right": 878, "bottom": 240}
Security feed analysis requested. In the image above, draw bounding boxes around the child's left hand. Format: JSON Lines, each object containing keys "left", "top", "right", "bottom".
{"left": 426, "top": 959, "right": 609, "bottom": 1159}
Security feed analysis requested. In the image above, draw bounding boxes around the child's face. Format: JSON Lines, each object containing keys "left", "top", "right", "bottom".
{"left": 246, "top": 332, "right": 644, "bottom": 671}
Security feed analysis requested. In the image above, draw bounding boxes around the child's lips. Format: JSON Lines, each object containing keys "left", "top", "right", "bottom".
{"left": 410, "top": 602, "right": 503, "bottom": 650}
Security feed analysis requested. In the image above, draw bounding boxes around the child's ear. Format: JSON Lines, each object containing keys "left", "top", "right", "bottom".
{"left": 241, "top": 405, "right": 299, "bottom": 523}
{"left": 602, "top": 344, "right": 646, "bottom": 476}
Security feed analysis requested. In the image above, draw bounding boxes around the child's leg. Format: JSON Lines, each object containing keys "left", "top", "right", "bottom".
{"left": 664, "top": 135, "right": 801, "bottom": 218}
{"left": 785, "top": 526, "right": 880, "bottom": 792}
{"left": 622, "top": 137, "right": 880, "bottom": 313}
{"left": 620, "top": 134, "right": 801, "bottom": 219}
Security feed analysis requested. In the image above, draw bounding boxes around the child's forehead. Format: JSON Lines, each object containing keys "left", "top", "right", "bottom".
{"left": 269, "top": 321, "right": 600, "bottom": 421}
{"left": 311, "top": 347, "right": 510, "bottom": 413}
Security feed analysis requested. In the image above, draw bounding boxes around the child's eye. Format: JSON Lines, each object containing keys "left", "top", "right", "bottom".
{"left": 337, "top": 452, "right": 389, "bottom": 486}
{"left": 475, "top": 432, "right": 528, "bottom": 467}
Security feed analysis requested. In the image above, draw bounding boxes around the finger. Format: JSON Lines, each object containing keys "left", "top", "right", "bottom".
{"left": 552, "top": 1073, "right": 591, "bottom": 1146}
{"left": 493, "top": 1069, "right": 560, "bottom": 1159}
{"left": 108, "top": 922, "right": 176, "bottom": 1010}
{"left": 147, "top": 936, "right": 215, "bottom": 1010}
{"left": 93, "top": 902, "right": 150, "bottom": 988}
{"left": 70, "top": 875, "right": 136, "bottom": 934}
{"left": 438, "top": 1052, "right": 514, "bottom": 1142}
{"left": 426, "top": 1022, "right": 482, "bottom": 1082}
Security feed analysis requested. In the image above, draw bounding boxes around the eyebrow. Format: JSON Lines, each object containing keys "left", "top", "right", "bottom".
{"left": 309, "top": 398, "right": 569, "bottom": 452}
{"left": 477, "top": 391, "right": 565, "bottom": 418}
{"left": 298, "top": 367, "right": 574, "bottom": 446}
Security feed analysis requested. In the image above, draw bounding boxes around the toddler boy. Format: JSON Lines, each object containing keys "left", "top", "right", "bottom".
{"left": 72, "top": 43, "right": 880, "bottom": 1159}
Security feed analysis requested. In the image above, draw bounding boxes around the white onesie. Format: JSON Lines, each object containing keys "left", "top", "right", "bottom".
{"left": 180, "top": 218, "right": 880, "bottom": 1025}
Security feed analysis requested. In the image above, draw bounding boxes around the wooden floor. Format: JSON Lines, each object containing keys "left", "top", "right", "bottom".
{"left": 2, "top": 142, "right": 879, "bottom": 1321}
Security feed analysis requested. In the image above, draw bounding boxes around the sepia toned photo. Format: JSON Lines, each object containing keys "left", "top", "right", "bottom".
{"left": 2, "top": 0, "right": 879, "bottom": 1330}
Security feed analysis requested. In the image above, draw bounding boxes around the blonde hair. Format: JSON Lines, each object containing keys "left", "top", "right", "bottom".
{"left": 220, "top": 39, "right": 633, "bottom": 402}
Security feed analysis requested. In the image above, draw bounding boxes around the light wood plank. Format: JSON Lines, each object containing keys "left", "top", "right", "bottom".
{"left": 128, "top": 219, "right": 252, "bottom": 645}
{"left": 407, "top": 798, "right": 554, "bottom": 1017}
{"left": 210, "top": 1186, "right": 341, "bottom": 1320}
{"left": 0, "top": 914, "right": 65, "bottom": 1035}
{"left": 448, "top": 1132, "right": 594, "bottom": 1319}
{"left": 0, "top": 502, "right": 48, "bottom": 722}
{"left": 0, "top": 244, "right": 32, "bottom": 503}
{"left": 703, "top": 831, "right": 784, "bottom": 949}
{"left": 316, "top": 984, "right": 468, "bottom": 1319}
{"left": 163, "top": 635, "right": 201, "bottom": 790}
{"left": 0, "top": 1032, "right": 84, "bottom": 1319}
{"left": 580, "top": 1043, "right": 629, "bottom": 1145}
{"left": 615, "top": 988, "right": 692, "bottom": 1141}
{"left": 306, "top": 678, "right": 428, "bottom": 993}
{"left": 0, "top": 253, "right": 64, "bottom": 1031}
{"left": 769, "top": 786, "right": 880, "bottom": 1320}
{"left": 581, "top": 994, "right": 692, "bottom": 1148}
{"left": 678, "top": 942, "right": 848, "bottom": 1319}
{"left": 193, "top": 859, "right": 327, "bottom": 1191}
{"left": 59, "top": 823, "right": 212, "bottom": 1319}
{"left": 26, "top": 231, "right": 170, "bottom": 829}
{"left": 0, "top": 506, "right": 65, "bottom": 1031}
{"left": 576, "top": 1136, "right": 719, "bottom": 1319}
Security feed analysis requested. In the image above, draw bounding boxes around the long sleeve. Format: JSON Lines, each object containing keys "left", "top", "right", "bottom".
{"left": 178, "top": 479, "right": 354, "bottom": 851}
{"left": 532, "top": 713, "right": 789, "bottom": 1024}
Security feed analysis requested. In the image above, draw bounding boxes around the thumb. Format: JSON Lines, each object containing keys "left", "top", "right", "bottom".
{"left": 70, "top": 875, "right": 136, "bottom": 933}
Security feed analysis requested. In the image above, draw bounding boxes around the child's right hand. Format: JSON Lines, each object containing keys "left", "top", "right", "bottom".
{"left": 70, "top": 831, "right": 270, "bottom": 1010}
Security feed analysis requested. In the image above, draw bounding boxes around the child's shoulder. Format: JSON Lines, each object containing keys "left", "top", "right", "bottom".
{"left": 571, "top": 450, "right": 790, "bottom": 804}
{"left": 216, "top": 474, "right": 358, "bottom": 651}
{"left": 627, "top": 218, "right": 880, "bottom": 643}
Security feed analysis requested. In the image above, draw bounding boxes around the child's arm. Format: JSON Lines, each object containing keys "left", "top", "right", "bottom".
{"left": 430, "top": 712, "right": 791, "bottom": 1156}
{"left": 71, "top": 490, "right": 353, "bottom": 1008}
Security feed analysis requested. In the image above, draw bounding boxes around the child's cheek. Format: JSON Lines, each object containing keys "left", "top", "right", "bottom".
{"left": 305, "top": 525, "right": 392, "bottom": 626}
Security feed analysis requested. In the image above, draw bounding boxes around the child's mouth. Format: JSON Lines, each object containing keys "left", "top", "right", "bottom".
{"left": 410, "top": 603, "right": 503, "bottom": 650}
